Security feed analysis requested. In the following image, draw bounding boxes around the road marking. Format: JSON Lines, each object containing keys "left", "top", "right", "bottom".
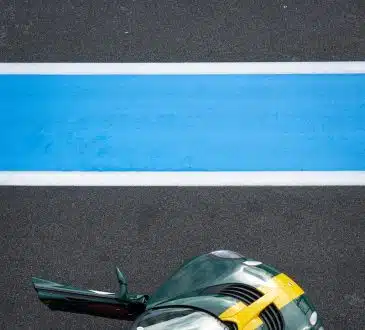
{"left": 0, "top": 171, "right": 364, "bottom": 186}
{"left": 0, "top": 62, "right": 365, "bottom": 75}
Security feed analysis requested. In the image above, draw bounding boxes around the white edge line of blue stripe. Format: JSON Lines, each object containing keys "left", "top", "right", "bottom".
{"left": 0, "top": 171, "right": 365, "bottom": 186}
{"left": 0, "top": 62, "right": 365, "bottom": 74}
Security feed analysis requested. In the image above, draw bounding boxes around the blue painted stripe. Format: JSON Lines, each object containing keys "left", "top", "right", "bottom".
{"left": 0, "top": 74, "right": 364, "bottom": 171}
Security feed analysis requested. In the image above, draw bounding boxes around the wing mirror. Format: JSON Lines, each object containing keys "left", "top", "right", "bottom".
{"left": 116, "top": 267, "right": 148, "bottom": 304}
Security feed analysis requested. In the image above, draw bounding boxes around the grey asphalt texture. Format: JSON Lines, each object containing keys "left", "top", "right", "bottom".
{"left": 1, "top": 187, "right": 364, "bottom": 329}
{"left": 0, "top": 0, "right": 364, "bottom": 61}
{"left": 1, "top": 1, "right": 365, "bottom": 329}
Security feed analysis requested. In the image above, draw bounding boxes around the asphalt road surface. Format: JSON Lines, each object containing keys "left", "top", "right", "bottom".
{"left": 1, "top": 1, "right": 365, "bottom": 329}
{"left": 1, "top": 187, "right": 364, "bottom": 329}
{"left": 0, "top": 0, "right": 364, "bottom": 61}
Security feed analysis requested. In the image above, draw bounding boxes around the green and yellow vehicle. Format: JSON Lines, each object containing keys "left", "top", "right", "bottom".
{"left": 32, "top": 250, "right": 323, "bottom": 329}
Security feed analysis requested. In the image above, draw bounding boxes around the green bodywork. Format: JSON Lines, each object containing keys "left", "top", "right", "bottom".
{"left": 32, "top": 267, "right": 148, "bottom": 321}
{"left": 146, "top": 253, "right": 277, "bottom": 308}
{"left": 32, "top": 251, "right": 323, "bottom": 329}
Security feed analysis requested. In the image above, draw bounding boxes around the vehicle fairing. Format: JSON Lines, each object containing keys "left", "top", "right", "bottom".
{"left": 32, "top": 250, "right": 324, "bottom": 330}
{"left": 147, "top": 252, "right": 278, "bottom": 308}
{"left": 144, "top": 251, "right": 323, "bottom": 329}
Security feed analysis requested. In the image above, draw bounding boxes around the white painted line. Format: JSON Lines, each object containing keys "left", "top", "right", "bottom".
{"left": 0, "top": 171, "right": 364, "bottom": 186}
{"left": 0, "top": 62, "right": 365, "bottom": 75}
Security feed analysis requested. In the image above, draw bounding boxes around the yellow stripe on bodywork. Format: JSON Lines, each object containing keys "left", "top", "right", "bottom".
{"left": 220, "top": 290, "right": 277, "bottom": 329}
{"left": 258, "top": 273, "right": 304, "bottom": 309}
{"left": 220, "top": 302, "right": 247, "bottom": 318}
{"left": 219, "top": 273, "right": 304, "bottom": 330}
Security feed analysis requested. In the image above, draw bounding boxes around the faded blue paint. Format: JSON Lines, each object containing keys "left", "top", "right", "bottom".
{"left": 0, "top": 74, "right": 364, "bottom": 171}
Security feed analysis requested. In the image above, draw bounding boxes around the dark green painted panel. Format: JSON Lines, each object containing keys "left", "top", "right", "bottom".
{"left": 256, "top": 263, "right": 281, "bottom": 276}
{"left": 281, "top": 295, "right": 323, "bottom": 329}
{"left": 152, "top": 295, "right": 239, "bottom": 316}
{"left": 147, "top": 252, "right": 278, "bottom": 308}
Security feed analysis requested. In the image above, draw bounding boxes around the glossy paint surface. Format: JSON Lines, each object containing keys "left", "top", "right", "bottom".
{"left": 32, "top": 276, "right": 146, "bottom": 321}
{"left": 146, "top": 251, "right": 323, "bottom": 329}
{"left": 147, "top": 253, "right": 279, "bottom": 307}
{"left": 32, "top": 251, "right": 323, "bottom": 329}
